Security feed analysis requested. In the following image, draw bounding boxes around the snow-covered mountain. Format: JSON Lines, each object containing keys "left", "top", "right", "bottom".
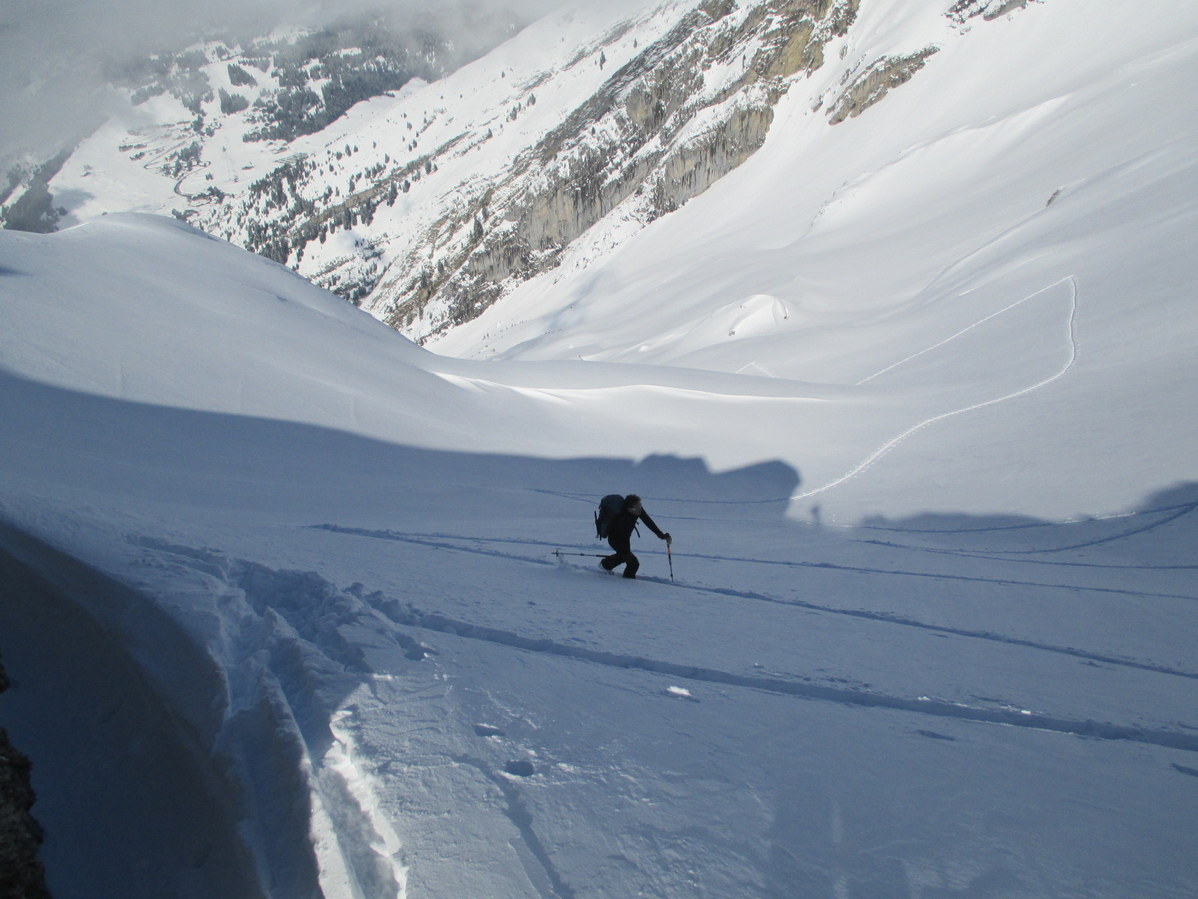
{"left": 0, "top": 5, "right": 527, "bottom": 233}
{"left": 13, "top": 0, "right": 1111, "bottom": 345}
{"left": 1, "top": 0, "right": 1197, "bottom": 896}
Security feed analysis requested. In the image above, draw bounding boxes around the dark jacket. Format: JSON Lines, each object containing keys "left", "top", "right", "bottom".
{"left": 608, "top": 506, "right": 666, "bottom": 544}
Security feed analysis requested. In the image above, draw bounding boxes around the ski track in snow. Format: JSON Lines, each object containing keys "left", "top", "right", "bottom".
{"left": 313, "top": 552, "right": 1198, "bottom": 754}
{"left": 857, "top": 499, "right": 1198, "bottom": 537}
{"left": 537, "top": 489, "right": 1198, "bottom": 571}
{"left": 310, "top": 524, "right": 1198, "bottom": 605}
{"left": 378, "top": 598, "right": 1198, "bottom": 753}
{"left": 793, "top": 277, "right": 1081, "bottom": 502}
{"left": 881, "top": 502, "right": 1198, "bottom": 558}
{"left": 853, "top": 500, "right": 1198, "bottom": 572}
{"left": 450, "top": 754, "right": 576, "bottom": 899}
{"left": 136, "top": 526, "right": 1198, "bottom": 782}
{"left": 306, "top": 524, "right": 1198, "bottom": 694}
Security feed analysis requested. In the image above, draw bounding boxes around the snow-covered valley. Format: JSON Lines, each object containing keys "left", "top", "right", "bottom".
{"left": 2, "top": 0, "right": 1198, "bottom": 896}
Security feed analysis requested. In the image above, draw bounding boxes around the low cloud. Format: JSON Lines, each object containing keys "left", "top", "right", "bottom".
{"left": 0, "top": 0, "right": 570, "bottom": 171}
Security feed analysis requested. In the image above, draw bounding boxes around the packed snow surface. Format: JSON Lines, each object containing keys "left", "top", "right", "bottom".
{"left": 2, "top": 0, "right": 1198, "bottom": 896}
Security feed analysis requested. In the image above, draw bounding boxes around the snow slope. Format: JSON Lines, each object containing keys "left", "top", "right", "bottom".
{"left": 2, "top": 211, "right": 1196, "bottom": 897}
{"left": 433, "top": 0, "right": 1198, "bottom": 521}
{"left": 2, "top": 0, "right": 1198, "bottom": 896}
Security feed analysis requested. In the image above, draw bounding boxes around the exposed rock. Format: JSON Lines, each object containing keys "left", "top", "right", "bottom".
{"left": 0, "top": 150, "right": 72, "bottom": 234}
{"left": 826, "top": 47, "right": 939, "bottom": 124}
{"left": 0, "top": 655, "right": 51, "bottom": 899}
{"left": 947, "top": 0, "right": 1037, "bottom": 24}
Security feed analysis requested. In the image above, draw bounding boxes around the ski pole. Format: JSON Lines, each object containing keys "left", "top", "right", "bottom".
{"left": 667, "top": 542, "right": 674, "bottom": 581}
{"left": 553, "top": 549, "right": 607, "bottom": 559}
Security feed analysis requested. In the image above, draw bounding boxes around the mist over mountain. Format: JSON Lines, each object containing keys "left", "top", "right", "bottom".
{"left": 0, "top": 0, "right": 569, "bottom": 173}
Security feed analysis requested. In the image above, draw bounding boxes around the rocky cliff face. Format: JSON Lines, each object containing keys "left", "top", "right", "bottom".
{"left": 370, "top": 0, "right": 861, "bottom": 339}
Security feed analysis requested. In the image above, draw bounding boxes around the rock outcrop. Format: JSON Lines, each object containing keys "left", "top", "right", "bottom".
{"left": 948, "top": 0, "right": 1035, "bottom": 24}
{"left": 0, "top": 655, "right": 51, "bottom": 899}
{"left": 825, "top": 46, "right": 939, "bottom": 124}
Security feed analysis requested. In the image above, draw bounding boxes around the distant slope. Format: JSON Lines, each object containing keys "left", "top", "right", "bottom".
{"left": 10, "top": 0, "right": 1198, "bottom": 520}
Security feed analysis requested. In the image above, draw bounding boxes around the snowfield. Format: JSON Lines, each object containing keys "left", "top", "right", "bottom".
{"left": 2, "top": 0, "right": 1198, "bottom": 897}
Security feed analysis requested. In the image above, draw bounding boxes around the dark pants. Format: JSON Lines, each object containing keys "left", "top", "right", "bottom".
{"left": 601, "top": 534, "right": 639, "bottom": 578}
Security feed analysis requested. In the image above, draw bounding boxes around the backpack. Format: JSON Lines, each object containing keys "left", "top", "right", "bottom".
{"left": 595, "top": 494, "right": 625, "bottom": 539}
